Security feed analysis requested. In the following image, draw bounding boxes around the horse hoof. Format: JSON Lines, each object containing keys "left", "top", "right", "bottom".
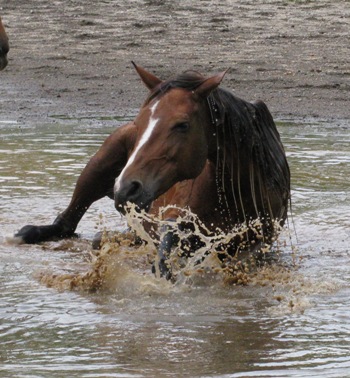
{"left": 92, "top": 231, "right": 103, "bottom": 250}
{"left": 14, "top": 225, "right": 42, "bottom": 244}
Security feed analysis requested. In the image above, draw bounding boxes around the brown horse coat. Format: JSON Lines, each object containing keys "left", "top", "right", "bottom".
{"left": 15, "top": 64, "right": 290, "bottom": 273}
{"left": 0, "top": 17, "right": 9, "bottom": 70}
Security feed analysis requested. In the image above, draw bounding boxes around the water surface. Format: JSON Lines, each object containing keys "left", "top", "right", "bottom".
{"left": 0, "top": 117, "right": 349, "bottom": 377}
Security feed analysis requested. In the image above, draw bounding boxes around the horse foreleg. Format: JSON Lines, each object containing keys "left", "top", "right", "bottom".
{"left": 151, "top": 220, "right": 180, "bottom": 280}
{"left": 14, "top": 122, "right": 135, "bottom": 244}
{"left": 14, "top": 161, "right": 116, "bottom": 244}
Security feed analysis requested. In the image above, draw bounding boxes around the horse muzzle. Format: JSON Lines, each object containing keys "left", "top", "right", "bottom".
{"left": 114, "top": 179, "right": 153, "bottom": 214}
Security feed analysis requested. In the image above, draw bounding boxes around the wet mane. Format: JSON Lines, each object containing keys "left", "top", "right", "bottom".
{"left": 210, "top": 88, "right": 290, "bottom": 222}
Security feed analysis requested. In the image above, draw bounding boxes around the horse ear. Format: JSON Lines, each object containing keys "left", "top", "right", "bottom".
{"left": 132, "top": 61, "right": 162, "bottom": 90}
{"left": 195, "top": 69, "right": 229, "bottom": 98}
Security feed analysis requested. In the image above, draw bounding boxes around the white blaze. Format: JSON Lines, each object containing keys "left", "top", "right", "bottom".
{"left": 114, "top": 100, "right": 159, "bottom": 192}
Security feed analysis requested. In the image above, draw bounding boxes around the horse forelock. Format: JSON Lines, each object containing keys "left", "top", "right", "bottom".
{"left": 144, "top": 71, "right": 206, "bottom": 105}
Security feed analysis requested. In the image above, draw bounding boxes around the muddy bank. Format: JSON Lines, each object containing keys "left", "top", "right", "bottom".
{"left": 1, "top": 0, "right": 349, "bottom": 125}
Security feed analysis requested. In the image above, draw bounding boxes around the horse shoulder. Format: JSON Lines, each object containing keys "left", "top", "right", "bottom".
{"left": 73, "top": 122, "right": 137, "bottom": 200}
{"left": 102, "top": 122, "right": 136, "bottom": 156}
{"left": 90, "top": 122, "right": 136, "bottom": 171}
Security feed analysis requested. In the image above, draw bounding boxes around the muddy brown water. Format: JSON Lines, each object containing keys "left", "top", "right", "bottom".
{"left": 0, "top": 116, "right": 349, "bottom": 377}
{"left": 1, "top": 0, "right": 350, "bottom": 376}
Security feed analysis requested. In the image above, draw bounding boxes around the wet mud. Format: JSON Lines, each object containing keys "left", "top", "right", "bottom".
{"left": 1, "top": 0, "right": 349, "bottom": 125}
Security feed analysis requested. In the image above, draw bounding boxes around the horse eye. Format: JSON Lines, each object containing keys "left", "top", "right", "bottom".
{"left": 173, "top": 122, "right": 190, "bottom": 133}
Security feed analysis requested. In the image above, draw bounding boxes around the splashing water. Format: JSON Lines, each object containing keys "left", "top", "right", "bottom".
{"left": 39, "top": 202, "right": 293, "bottom": 294}
{"left": 124, "top": 203, "right": 288, "bottom": 282}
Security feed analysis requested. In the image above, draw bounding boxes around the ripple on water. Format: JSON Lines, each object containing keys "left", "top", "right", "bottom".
{"left": 1, "top": 118, "right": 350, "bottom": 377}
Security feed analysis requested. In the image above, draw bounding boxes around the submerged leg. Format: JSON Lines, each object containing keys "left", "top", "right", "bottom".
{"left": 152, "top": 221, "right": 179, "bottom": 280}
{"left": 14, "top": 122, "right": 135, "bottom": 244}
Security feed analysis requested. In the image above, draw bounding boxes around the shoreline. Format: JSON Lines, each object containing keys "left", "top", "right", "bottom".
{"left": 1, "top": 0, "right": 349, "bottom": 125}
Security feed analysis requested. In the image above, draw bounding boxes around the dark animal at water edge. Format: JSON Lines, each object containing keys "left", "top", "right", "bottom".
{"left": 14, "top": 63, "right": 291, "bottom": 278}
{"left": 0, "top": 17, "right": 9, "bottom": 70}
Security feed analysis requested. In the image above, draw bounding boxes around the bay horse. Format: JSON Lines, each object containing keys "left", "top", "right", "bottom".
{"left": 15, "top": 63, "right": 290, "bottom": 278}
{"left": 0, "top": 17, "right": 9, "bottom": 70}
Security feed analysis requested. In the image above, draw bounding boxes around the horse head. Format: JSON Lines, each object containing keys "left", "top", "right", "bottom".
{"left": 0, "top": 17, "right": 9, "bottom": 70}
{"left": 114, "top": 63, "right": 227, "bottom": 213}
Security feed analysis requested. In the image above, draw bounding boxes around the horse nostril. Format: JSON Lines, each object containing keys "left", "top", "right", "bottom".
{"left": 114, "top": 179, "right": 145, "bottom": 212}
{"left": 127, "top": 180, "right": 143, "bottom": 200}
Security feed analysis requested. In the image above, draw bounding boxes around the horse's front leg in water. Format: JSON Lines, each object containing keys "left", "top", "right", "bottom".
{"left": 14, "top": 161, "right": 115, "bottom": 244}
{"left": 14, "top": 122, "right": 134, "bottom": 244}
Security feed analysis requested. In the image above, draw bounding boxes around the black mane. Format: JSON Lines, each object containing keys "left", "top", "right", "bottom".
{"left": 210, "top": 88, "right": 290, "bottom": 224}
